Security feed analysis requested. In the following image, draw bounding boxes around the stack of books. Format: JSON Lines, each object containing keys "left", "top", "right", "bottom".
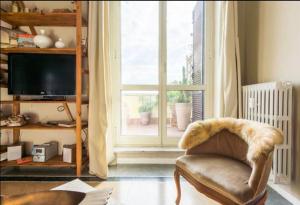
{"left": 16, "top": 33, "right": 35, "bottom": 48}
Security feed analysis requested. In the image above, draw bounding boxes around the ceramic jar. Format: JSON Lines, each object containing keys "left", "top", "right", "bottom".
{"left": 33, "top": 29, "right": 53, "bottom": 48}
{"left": 55, "top": 38, "right": 65, "bottom": 48}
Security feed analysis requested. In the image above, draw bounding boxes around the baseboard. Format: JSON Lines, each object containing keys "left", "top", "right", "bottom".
{"left": 116, "top": 157, "right": 176, "bottom": 164}
{"left": 268, "top": 181, "right": 300, "bottom": 205}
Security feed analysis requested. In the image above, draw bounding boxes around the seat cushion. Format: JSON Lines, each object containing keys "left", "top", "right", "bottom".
{"left": 176, "top": 154, "right": 254, "bottom": 204}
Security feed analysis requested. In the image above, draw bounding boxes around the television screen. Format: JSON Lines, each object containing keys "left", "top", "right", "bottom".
{"left": 8, "top": 53, "right": 76, "bottom": 96}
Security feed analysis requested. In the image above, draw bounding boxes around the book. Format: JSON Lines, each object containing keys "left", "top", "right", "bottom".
{"left": 58, "top": 121, "right": 87, "bottom": 128}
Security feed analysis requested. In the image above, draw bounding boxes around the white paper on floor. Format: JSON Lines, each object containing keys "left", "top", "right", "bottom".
{"left": 51, "top": 179, "right": 113, "bottom": 205}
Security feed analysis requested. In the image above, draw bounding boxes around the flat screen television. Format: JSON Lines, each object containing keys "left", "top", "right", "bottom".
{"left": 8, "top": 53, "right": 76, "bottom": 96}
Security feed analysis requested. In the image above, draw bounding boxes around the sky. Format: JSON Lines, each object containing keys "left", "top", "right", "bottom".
{"left": 121, "top": 1, "right": 198, "bottom": 85}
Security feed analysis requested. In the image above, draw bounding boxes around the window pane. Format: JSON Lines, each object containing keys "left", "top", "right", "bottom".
{"left": 167, "top": 2, "right": 204, "bottom": 85}
{"left": 167, "top": 90, "right": 204, "bottom": 137}
{"left": 121, "top": 91, "right": 159, "bottom": 136}
{"left": 121, "top": 2, "right": 159, "bottom": 85}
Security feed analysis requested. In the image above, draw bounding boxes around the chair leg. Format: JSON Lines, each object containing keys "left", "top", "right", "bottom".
{"left": 256, "top": 192, "right": 267, "bottom": 205}
{"left": 174, "top": 169, "right": 181, "bottom": 205}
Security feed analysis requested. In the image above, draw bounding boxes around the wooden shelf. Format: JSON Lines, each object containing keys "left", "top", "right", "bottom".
{"left": 0, "top": 155, "right": 75, "bottom": 168}
{"left": 0, "top": 68, "right": 8, "bottom": 73}
{"left": 0, "top": 100, "right": 89, "bottom": 105}
{"left": 0, "top": 83, "right": 8, "bottom": 88}
{"left": 0, "top": 59, "right": 8, "bottom": 64}
{"left": 0, "top": 123, "right": 88, "bottom": 130}
{"left": 1, "top": 47, "right": 76, "bottom": 55}
{"left": 0, "top": 99, "right": 89, "bottom": 104}
{"left": 0, "top": 12, "right": 87, "bottom": 27}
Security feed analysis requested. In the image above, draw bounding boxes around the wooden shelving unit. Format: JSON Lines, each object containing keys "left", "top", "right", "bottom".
{"left": 0, "top": 2, "right": 87, "bottom": 176}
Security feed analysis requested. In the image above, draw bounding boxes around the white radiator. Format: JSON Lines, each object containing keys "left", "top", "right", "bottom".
{"left": 242, "top": 82, "right": 293, "bottom": 184}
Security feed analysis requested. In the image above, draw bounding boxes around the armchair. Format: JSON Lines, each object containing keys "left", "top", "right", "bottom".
{"left": 174, "top": 118, "right": 283, "bottom": 205}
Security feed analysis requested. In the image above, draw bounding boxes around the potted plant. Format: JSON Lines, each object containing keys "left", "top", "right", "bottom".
{"left": 175, "top": 66, "right": 192, "bottom": 131}
{"left": 138, "top": 100, "right": 155, "bottom": 125}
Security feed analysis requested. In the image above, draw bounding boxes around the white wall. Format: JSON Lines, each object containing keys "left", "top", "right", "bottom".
{"left": 242, "top": 1, "right": 300, "bottom": 184}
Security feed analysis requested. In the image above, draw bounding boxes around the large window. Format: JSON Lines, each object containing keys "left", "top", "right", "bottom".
{"left": 111, "top": 1, "right": 211, "bottom": 146}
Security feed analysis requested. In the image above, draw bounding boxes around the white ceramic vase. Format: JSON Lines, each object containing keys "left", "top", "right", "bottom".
{"left": 175, "top": 103, "right": 191, "bottom": 131}
{"left": 33, "top": 29, "right": 53, "bottom": 48}
{"left": 55, "top": 38, "right": 65, "bottom": 48}
{"left": 139, "top": 112, "right": 152, "bottom": 125}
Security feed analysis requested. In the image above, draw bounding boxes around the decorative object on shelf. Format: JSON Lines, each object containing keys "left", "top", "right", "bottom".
{"left": 16, "top": 33, "right": 35, "bottom": 48}
{"left": 24, "top": 7, "right": 29, "bottom": 13}
{"left": 32, "top": 141, "right": 58, "bottom": 162}
{"left": 11, "top": 1, "right": 19, "bottom": 13}
{"left": 6, "top": 114, "right": 28, "bottom": 127}
{"left": 81, "top": 37, "right": 87, "bottom": 55}
{"left": 71, "top": 1, "right": 76, "bottom": 12}
{"left": 7, "top": 142, "right": 26, "bottom": 161}
{"left": 52, "top": 8, "right": 72, "bottom": 13}
{"left": 55, "top": 38, "right": 65, "bottom": 48}
{"left": 0, "top": 145, "right": 8, "bottom": 161}
{"left": 11, "top": 1, "right": 25, "bottom": 13}
{"left": 0, "top": 117, "right": 9, "bottom": 127}
{"left": 63, "top": 144, "right": 76, "bottom": 163}
{"left": 33, "top": 29, "right": 53, "bottom": 48}
{"left": 45, "top": 120, "right": 87, "bottom": 128}
{"left": 17, "top": 156, "right": 32, "bottom": 164}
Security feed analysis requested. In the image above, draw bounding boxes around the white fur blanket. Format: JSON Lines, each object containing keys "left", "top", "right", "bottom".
{"left": 178, "top": 118, "right": 284, "bottom": 162}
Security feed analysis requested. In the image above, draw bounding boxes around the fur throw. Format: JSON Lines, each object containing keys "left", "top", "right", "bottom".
{"left": 179, "top": 118, "right": 284, "bottom": 162}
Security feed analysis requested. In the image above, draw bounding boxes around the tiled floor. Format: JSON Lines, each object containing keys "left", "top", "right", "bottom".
{"left": 0, "top": 164, "right": 291, "bottom": 204}
{"left": 1, "top": 180, "right": 219, "bottom": 205}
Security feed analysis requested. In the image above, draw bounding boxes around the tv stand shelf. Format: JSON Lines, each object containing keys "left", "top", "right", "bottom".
{"left": 0, "top": 99, "right": 89, "bottom": 104}
{"left": 1, "top": 47, "right": 76, "bottom": 54}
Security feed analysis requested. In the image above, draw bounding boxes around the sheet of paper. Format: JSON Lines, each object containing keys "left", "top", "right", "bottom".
{"left": 51, "top": 179, "right": 96, "bottom": 193}
{"left": 52, "top": 179, "right": 113, "bottom": 205}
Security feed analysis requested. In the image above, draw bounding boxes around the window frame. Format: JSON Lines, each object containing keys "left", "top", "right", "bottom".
{"left": 110, "top": 1, "right": 214, "bottom": 147}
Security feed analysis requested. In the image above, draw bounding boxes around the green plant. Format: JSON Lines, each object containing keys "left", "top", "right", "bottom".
{"left": 167, "top": 91, "right": 179, "bottom": 105}
{"left": 138, "top": 101, "right": 154, "bottom": 113}
{"left": 167, "top": 66, "right": 192, "bottom": 104}
{"left": 177, "top": 91, "right": 191, "bottom": 103}
{"left": 138, "top": 96, "right": 156, "bottom": 113}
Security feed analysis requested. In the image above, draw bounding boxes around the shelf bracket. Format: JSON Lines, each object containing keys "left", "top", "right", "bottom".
{"left": 29, "top": 26, "right": 37, "bottom": 35}
{"left": 62, "top": 102, "right": 75, "bottom": 122}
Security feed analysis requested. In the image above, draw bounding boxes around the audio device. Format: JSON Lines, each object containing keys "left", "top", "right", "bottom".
{"left": 32, "top": 141, "right": 58, "bottom": 162}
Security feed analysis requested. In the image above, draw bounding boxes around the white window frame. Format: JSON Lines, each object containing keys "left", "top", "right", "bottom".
{"left": 110, "top": 1, "right": 214, "bottom": 147}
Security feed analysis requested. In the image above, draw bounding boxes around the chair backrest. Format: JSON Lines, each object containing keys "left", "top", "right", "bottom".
{"left": 186, "top": 129, "right": 274, "bottom": 197}
{"left": 186, "top": 129, "right": 251, "bottom": 166}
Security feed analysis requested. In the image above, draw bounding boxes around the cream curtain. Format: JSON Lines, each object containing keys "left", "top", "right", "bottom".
{"left": 213, "top": 1, "right": 242, "bottom": 118}
{"left": 88, "top": 1, "right": 114, "bottom": 179}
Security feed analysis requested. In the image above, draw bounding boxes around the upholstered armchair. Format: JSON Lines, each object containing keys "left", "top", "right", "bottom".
{"left": 174, "top": 118, "right": 283, "bottom": 205}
